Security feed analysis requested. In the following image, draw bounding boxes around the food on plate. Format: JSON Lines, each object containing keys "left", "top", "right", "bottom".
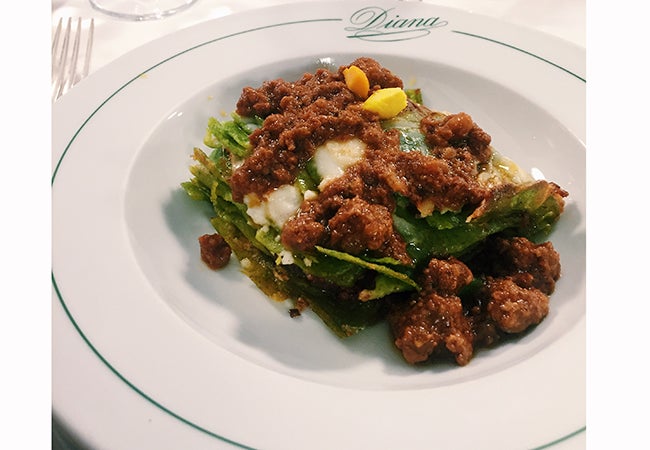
{"left": 181, "top": 57, "right": 567, "bottom": 366}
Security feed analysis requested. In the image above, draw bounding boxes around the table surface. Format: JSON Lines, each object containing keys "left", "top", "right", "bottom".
{"left": 50, "top": 1, "right": 586, "bottom": 449}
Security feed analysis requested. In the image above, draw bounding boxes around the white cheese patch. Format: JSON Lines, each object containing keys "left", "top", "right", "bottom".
{"left": 243, "top": 184, "right": 303, "bottom": 228}
{"left": 313, "top": 138, "right": 366, "bottom": 188}
{"left": 278, "top": 250, "right": 295, "bottom": 265}
{"left": 243, "top": 194, "right": 268, "bottom": 226}
{"left": 266, "top": 184, "right": 302, "bottom": 227}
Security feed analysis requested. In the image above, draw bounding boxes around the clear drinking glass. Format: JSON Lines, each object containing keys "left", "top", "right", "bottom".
{"left": 89, "top": 0, "right": 198, "bottom": 21}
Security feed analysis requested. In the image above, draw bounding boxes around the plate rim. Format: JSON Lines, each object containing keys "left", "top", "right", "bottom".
{"left": 52, "top": 2, "right": 586, "bottom": 449}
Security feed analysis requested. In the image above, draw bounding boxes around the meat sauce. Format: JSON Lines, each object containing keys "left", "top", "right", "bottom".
{"left": 389, "top": 237, "right": 560, "bottom": 365}
{"left": 198, "top": 57, "right": 565, "bottom": 366}
{"left": 232, "top": 57, "right": 493, "bottom": 267}
{"left": 198, "top": 233, "right": 231, "bottom": 270}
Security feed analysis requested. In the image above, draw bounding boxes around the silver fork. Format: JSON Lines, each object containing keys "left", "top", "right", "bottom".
{"left": 52, "top": 17, "right": 95, "bottom": 102}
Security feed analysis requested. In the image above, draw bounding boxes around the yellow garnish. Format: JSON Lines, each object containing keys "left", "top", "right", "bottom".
{"left": 362, "top": 87, "right": 407, "bottom": 119}
{"left": 343, "top": 65, "right": 370, "bottom": 98}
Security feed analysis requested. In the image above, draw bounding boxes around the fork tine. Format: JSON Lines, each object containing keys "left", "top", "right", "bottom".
{"left": 52, "top": 18, "right": 94, "bottom": 102}
{"left": 81, "top": 19, "right": 94, "bottom": 80}
{"left": 66, "top": 18, "right": 82, "bottom": 90}
{"left": 53, "top": 18, "right": 72, "bottom": 101}
{"left": 51, "top": 17, "right": 63, "bottom": 78}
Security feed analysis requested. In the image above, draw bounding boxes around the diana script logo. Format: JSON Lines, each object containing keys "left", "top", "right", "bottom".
{"left": 345, "top": 6, "right": 448, "bottom": 42}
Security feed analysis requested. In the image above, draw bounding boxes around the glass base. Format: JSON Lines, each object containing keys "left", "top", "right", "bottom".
{"left": 89, "top": 0, "right": 198, "bottom": 21}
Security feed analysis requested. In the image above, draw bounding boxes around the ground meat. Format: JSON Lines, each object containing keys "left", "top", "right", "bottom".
{"left": 389, "top": 257, "right": 475, "bottom": 365}
{"left": 484, "top": 277, "right": 550, "bottom": 333}
{"left": 414, "top": 111, "right": 493, "bottom": 213}
{"left": 230, "top": 58, "right": 402, "bottom": 203}
{"left": 230, "top": 57, "right": 485, "bottom": 212}
{"left": 233, "top": 58, "right": 492, "bottom": 263}
{"left": 280, "top": 213, "right": 326, "bottom": 252}
{"left": 235, "top": 78, "right": 293, "bottom": 117}
{"left": 389, "top": 237, "right": 560, "bottom": 365}
{"left": 388, "top": 150, "right": 488, "bottom": 213}
{"left": 389, "top": 293, "right": 474, "bottom": 365}
{"left": 457, "top": 236, "right": 559, "bottom": 338}
{"left": 467, "top": 307, "right": 502, "bottom": 348}
{"left": 280, "top": 153, "right": 414, "bottom": 264}
{"left": 477, "top": 236, "right": 561, "bottom": 294}
{"left": 281, "top": 189, "right": 411, "bottom": 264}
{"left": 229, "top": 106, "right": 380, "bottom": 203}
{"left": 420, "top": 257, "right": 473, "bottom": 296}
{"left": 327, "top": 197, "right": 394, "bottom": 253}
{"left": 279, "top": 139, "right": 488, "bottom": 261}
{"left": 420, "top": 111, "right": 492, "bottom": 164}
{"left": 198, "top": 233, "right": 231, "bottom": 270}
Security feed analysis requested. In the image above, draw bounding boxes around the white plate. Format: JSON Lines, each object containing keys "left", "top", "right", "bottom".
{"left": 52, "top": 1, "right": 586, "bottom": 449}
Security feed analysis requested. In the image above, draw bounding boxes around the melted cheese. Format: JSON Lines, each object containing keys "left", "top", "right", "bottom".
{"left": 313, "top": 138, "right": 366, "bottom": 188}
{"left": 244, "top": 184, "right": 302, "bottom": 228}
